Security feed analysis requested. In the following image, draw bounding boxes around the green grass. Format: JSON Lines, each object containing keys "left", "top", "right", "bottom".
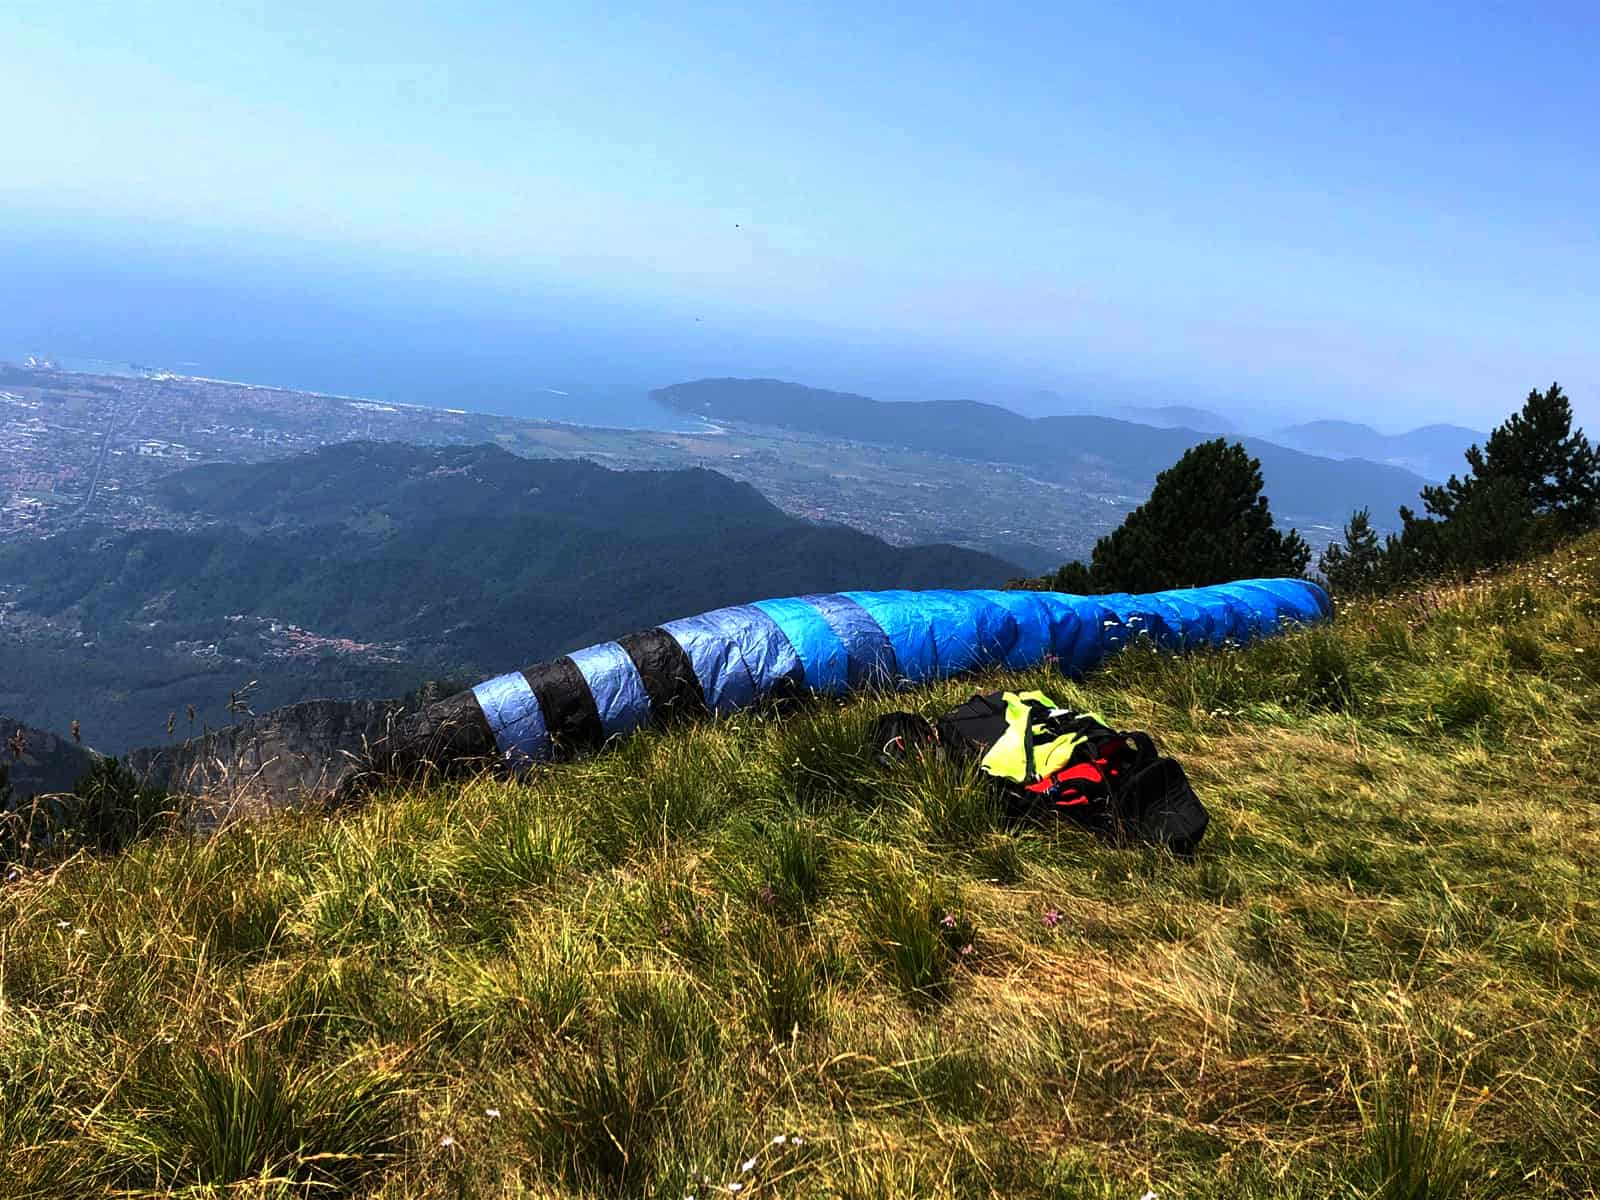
{"left": 5, "top": 537, "right": 1600, "bottom": 1196}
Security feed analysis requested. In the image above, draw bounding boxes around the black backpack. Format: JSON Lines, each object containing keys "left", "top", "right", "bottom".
{"left": 870, "top": 691, "right": 1208, "bottom": 855}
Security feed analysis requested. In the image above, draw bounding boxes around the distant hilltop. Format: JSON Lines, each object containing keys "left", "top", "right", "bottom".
{"left": 1274, "top": 419, "right": 1486, "bottom": 481}
{"left": 651, "top": 377, "right": 1438, "bottom": 526}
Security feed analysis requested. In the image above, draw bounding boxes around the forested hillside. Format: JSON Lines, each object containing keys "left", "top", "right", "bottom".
{"left": 0, "top": 444, "right": 1018, "bottom": 752}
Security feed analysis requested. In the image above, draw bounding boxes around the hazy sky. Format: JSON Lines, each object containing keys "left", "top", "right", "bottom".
{"left": 4, "top": 2, "right": 1597, "bottom": 430}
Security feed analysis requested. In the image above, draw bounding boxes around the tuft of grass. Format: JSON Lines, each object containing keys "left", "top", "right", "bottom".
{"left": 466, "top": 808, "right": 589, "bottom": 890}
{"left": 764, "top": 814, "right": 832, "bottom": 916}
{"left": 445, "top": 918, "right": 597, "bottom": 1052}
{"left": 857, "top": 862, "right": 975, "bottom": 1005}
{"left": 528, "top": 1035, "right": 681, "bottom": 1193}
{"left": 842, "top": 1027, "right": 999, "bottom": 1121}
{"left": 524, "top": 972, "right": 717, "bottom": 1196}
{"left": 890, "top": 748, "right": 1004, "bottom": 846}
{"left": 760, "top": 698, "right": 880, "bottom": 810}
{"left": 0, "top": 1012, "right": 94, "bottom": 1194}
{"left": 740, "top": 916, "right": 832, "bottom": 1042}
{"left": 1433, "top": 676, "right": 1499, "bottom": 733}
{"left": 135, "top": 1038, "right": 404, "bottom": 1191}
{"left": 1349, "top": 1060, "right": 1479, "bottom": 1200}
{"left": 1500, "top": 629, "right": 1544, "bottom": 672}
{"left": 1292, "top": 626, "right": 1365, "bottom": 711}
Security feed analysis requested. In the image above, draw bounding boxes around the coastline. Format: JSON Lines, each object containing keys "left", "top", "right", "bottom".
{"left": 1, "top": 354, "right": 717, "bottom": 437}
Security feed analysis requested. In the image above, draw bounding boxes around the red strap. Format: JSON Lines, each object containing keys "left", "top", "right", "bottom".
{"left": 1024, "top": 761, "right": 1105, "bottom": 795}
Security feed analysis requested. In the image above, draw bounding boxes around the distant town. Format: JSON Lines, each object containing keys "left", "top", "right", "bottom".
{"left": 0, "top": 357, "right": 1133, "bottom": 565}
{"left": 0, "top": 358, "right": 512, "bottom": 538}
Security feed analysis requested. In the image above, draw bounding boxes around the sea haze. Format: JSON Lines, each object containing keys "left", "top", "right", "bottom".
{"left": 2, "top": 229, "right": 1078, "bottom": 430}
{"left": 3, "top": 235, "right": 704, "bottom": 428}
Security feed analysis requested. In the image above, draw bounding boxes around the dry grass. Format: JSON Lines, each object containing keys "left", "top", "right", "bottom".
{"left": 4, "top": 536, "right": 1600, "bottom": 1196}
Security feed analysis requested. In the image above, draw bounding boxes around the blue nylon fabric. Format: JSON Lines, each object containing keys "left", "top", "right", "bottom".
{"left": 465, "top": 578, "right": 1331, "bottom": 763}
{"left": 1147, "top": 590, "right": 1212, "bottom": 649}
{"left": 1107, "top": 588, "right": 1219, "bottom": 647}
{"left": 1232, "top": 579, "right": 1331, "bottom": 625}
{"left": 1039, "top": 593, "right": 1099, "bottom": 671}
{"left": 916, "top": 589, "right": 1018, "bottom": 674}
{"left": 1158, "top": 587, "right": 1229, "bottom": 647}
{"left": 1074, "top": 598, "right": 1127, "bottom": 672}
{"left": 730, "top": 604, "right": 806, "bottom": 694}
{"left": 472, "top": 670, "right": 550, "bottom": 760}
{"left": 1099, "top": 580, "right": 1330, "bottom": 650}
{"left": 839, "top": 590, "right": 930, "bottom": 681}
{"left": 1218, "top": 584, "right": 1272, "bottom": 641}
{"left": 1097, "top": 592, "right": 1178, "bottom": 651}
{"left": 972, "top": 590, "right": 1078, "bottom": 669}
{"left": 803, "top": 593, "right": 899, "bottom": 688}
{"left": 844, "top": 589, "right": 1017, "bottom": 681}
{"left": 662, "top": 604, "right": 803, "bottom": 714}
{"left": 569, "top": 641, "right": 652, "bottom": 737}
{"left": 709, "top": 603, "right": 806, "bottom": 700}
{"left": 751, "top": 597, "right": 851, "bottom": 693}
{"left": 1189, "top": 585, "right": 1248, "bottom": 643}
{"left": 975, "top": 591, "right": 1090, "bottom": 672}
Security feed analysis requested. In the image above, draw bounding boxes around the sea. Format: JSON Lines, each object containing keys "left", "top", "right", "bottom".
{"left": 1, "top": 229, "right": 1061, "bottom": 434}
{"left": 0, "top": 234, "right": 775, "bottom": 431}
{"left": 1, "top": 346, "right": 696, "bottom": 432}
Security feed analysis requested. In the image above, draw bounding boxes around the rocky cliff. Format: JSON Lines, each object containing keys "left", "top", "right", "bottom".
{"left": 127, "top": 699, "right": 410, "bottom": 817}
{"left": 1, "top": 717, "right": 100, "bottom": 798}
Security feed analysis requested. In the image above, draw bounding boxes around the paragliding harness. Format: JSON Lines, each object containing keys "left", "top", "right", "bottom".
{"left": 871, "top": 690, "right": 1208, "bottom": 854}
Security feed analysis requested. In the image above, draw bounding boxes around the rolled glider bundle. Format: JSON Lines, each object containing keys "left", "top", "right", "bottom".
{"left": 373, "top": 578, "right": 1330, "bottom": 776}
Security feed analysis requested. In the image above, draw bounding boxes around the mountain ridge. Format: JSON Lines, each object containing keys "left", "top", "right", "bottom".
{"left": 652, "top": 378, "right": 1432, "bottom": 525}
{"left": 0, "top": 443, "right": 1021, "bottom": 753}
{"left": 1273, "top": 418, "right": 1484, "bottom": 480}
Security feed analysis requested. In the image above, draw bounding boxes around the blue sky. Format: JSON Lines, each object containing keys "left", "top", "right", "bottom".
{"left": 3, "top": 2, "right": 1597, "bottom": 430}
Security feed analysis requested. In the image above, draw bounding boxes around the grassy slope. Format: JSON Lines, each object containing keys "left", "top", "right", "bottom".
{"left": 4, "top": 538, "right": 1600, "bottom": 1198}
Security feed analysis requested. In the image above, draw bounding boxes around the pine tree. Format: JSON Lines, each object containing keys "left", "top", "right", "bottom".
{"left": 70, "top": 757, "right": 166, "bottom": 853}
{"left": 1422, "top": 383, "right": 1599, "bottom": 529}
{"left": 1399, "top": 476, "right": 1536, "bottom": 576}
{"left": 1319, "top": 508, "right": 1384, "bottom": 595}
{"left": 1074, "top": 439, "right": 1311, "bottom": 593}
{"left": 1049, "top": 560, "right": 1094, "bottom": 593}
{"left": 1380, "top": 382, "right": 1596, "bottom": 580}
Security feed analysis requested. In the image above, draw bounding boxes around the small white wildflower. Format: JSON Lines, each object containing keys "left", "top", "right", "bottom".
{"left": 1140, "top": 1192, "right": 1158, "bottom": 1200}
{"left": 484, "top": 1107, "right": 501, "bottom": 1118}
{"left": 728, "top": 1184, "right": 744, "bottom": 1195}
{"left": 439, "top": 1135, "right": 455, "bottom": 1148}
{"left": 790, "top": 1135, "right": 804, "bottom": 1146}
{"left": 771, "top": 1134, "right": 787, "bottom": 1145}
{"left": 74, "top": 927, "right": 88, "bottom": 936}
{"left": 742, "top": 1157, "right": 757, "bottom": 1173}
{"left": 56, "top": 919, "right": 70, "bottom": 928}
